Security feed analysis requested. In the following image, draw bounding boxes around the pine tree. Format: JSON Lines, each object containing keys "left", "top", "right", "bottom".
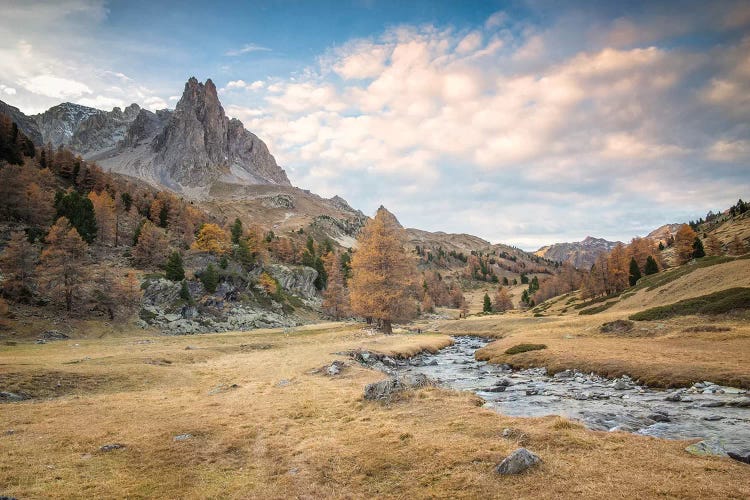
{"left": 199, "top": 264, "right": 220, "bottom": 293}
{"left": 482, "top": 293, "right": 492, "bottom": 313}
{"left": 692, "top": 237, "right": 705, "bottom": 259}
{"left": 0, "top": 231, "right": 37, "bottom": 301}
{"left": 628, "top": 257, "right": 641, "bottom": 287}
{"left": 165, "top": 251, "right": 185, "bottom": 281}
{"left": 231, "top": 218, "right": 243, "bottom": 245}
{"left": 349, "top": 207, "right": 417, "bottom": 334}
{"left": 322, "top": 252, "right": 350, "bottom": 320}
{"left": 179, "top": 280, "right": 192, "bottom": 303}
{"left": 54, "top": 191, "right": 97, "bottom": 243}
{"left": 37, "top": 217, "right": 88, "bottom": 312}
{"left": 644, "top": 255, "right": 659, "bottom": 276}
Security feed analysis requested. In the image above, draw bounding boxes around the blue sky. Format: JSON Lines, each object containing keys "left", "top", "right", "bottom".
{"left": 1, "top": 0, "right": 749, "bottom": 249}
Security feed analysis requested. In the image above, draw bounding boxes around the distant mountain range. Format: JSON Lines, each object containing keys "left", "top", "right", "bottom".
{"left": 535, "top": 236, "right": 622, "bottom": 269}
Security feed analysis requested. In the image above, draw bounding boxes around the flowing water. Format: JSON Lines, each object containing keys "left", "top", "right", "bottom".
{"left": 392, "top": 336, "right": 750, "bottom": 458}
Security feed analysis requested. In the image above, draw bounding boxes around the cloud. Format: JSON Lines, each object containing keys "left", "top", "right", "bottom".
{"left": 224, "top": 7, "right": 748, "bottom": 248}
{"left": 222, "top": 79, "right": 265, "bottom": 92}
{"left": 225, "top": 43, "right": 271, "bottom": 56}
{"left": 0, "top": 84, "right": 16, "bottom": 95}
{"left": 19, "top": 74, "right": 92, "bottom": 99}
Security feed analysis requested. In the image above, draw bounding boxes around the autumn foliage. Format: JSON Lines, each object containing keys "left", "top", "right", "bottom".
{"left": 350, "top": 207, "right": 417, "bottom": 334}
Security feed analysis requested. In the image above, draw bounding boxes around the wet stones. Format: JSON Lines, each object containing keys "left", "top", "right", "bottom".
{"left": 363, "top": 373, "right": 431, "bottom": 401}
{"left": 495, "top": 448, "right": 541, "bottom": 475}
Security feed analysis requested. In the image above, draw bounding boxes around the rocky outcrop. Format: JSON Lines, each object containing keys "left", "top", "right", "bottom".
{"left": 0, "top": 99, "right": 43, "bottom": 145}
{"left": 267, "top": 264, "right": 318, "bottom": 300}
{"left": 495, "top": 448, "right": 542, "bottom": 475}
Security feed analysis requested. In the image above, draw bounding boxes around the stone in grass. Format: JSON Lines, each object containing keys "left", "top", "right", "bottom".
{"left": 495, "top": 448, "right": 542, "bottom": 475}
{"left": 99, "top": 443, "right": 126, "bottom": 452}
{"left": 685, "top": 440, "right": 728, "bottom": 458}
{"left": 173, "top": 434, "right": 193, "bottom": 441}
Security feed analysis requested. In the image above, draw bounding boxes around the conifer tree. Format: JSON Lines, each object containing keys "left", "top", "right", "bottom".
{"left": 199, "top": 264, "right": 220, "bottom": 293}
{"left": 628, "top": 257, "right": 641, "bottom": 286}
{"left": 482, "top": 293, "right": 492, "bottom": 313}
{"left": 54, "top": 191, "right": 97, "bottom": 243}
{"left": 231, "top": 218, "right": 243, "bottom": 245}
{"left": 132, "top": 221, "right": 170, "bottom": 268}
{"left": 644, "top": 255, "right": 659, "bottom": 276}
{"left": 350, "top": 207, "right": 417, "bottom": 334}
{"left": 692, "top": 237, "right": 705, "bottom": 259}
{"left": 37, "top": 217, "right": 88, "bottom": 312}
{"left": 88, "top": 191, "right": 116, "bottom": 246}
{"left": 165, "top": 251, "right": 185, "bottom": 281}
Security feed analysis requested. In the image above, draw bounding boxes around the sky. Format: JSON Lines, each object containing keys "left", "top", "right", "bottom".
{"left": 1, "top": 0, "right": 749, "bottom": 250}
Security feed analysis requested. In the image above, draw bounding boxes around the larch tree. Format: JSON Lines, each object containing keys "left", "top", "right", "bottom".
{"left": 493, "top": 286, "right": 514, "bottom": 312}
{"left": 349, "top": 207, "right": 417, "bottom": 334}
{"left": 192, "top": 223, "right": 231, "bottom": 255}
{"left": 0, "top": 230, "right": 38, "bottom": 301}
{"left": 88, "top": 191, "right": 116, "bottom": 246}
{"left": 37, "top": 217, "right": 89, "bottom": 312}
{"left": 704, "top": 234, "right": 723, "bottom": 256}
{"left": 321, "top": 251, "right": 350, "bottom": 320}
{"left": 132, "top": 221, "right": 170, "bottom": 268}
{"left": 674, "top": 224, "right": 698, "bottom": 264}
{"left": 729, "top": 235, "right": 747, "bottom": 256}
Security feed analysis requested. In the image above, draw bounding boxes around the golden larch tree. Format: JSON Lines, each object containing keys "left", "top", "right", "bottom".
{"left": 349, "top": 207, "right": 417, "bottom": 334}
{"left": 322, "top": 251, "right": 350, "bottom": 320}
{"left": 704, "top": 234, "right": 723, "bottom": 256}
{"left": 192, "top": 223, "right": 231, "bottom": 255}
{"left": 37, "top": 217, "right": 89, "bottom": 312}
{"left": 674, "top": 224, "right": 698, "bottom": 264}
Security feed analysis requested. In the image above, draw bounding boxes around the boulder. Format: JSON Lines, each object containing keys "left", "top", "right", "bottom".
{"left": 267, "top": 264, "right": 319, "bottom": 300}
{"left": 495, "top": 448, "right": 541, "bottom": 475}
{"left": 685, "top": 440, "right": 728, "bottom": 457}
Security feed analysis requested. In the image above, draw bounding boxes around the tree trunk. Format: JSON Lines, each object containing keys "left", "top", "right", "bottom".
{"left": 382, "top": 319, "right": 392, "bottom": 335}
{"left": 366, "top": 317, "right": 372, "bottom": 325}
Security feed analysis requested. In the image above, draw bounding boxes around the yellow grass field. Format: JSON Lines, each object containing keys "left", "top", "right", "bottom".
{"left": 2, "top": 322, "right": 749, "bottom": 499}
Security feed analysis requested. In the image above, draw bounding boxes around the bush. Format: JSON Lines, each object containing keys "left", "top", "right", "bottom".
{"left": 504, "top": 343, "right": 547, "bottom": 355}
{"left": 198, "top": 264, "right": 220, "bottom": 293}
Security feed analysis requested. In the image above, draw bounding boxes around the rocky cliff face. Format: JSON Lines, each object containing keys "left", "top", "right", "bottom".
{"left": 535, "top": 236, "right": 621, "bottom": 269}
{"left": 69, "top": 103, "right": 141, "bottom": 156}
{"left": 0, "top": 100, "right": 43, "bottom": 145}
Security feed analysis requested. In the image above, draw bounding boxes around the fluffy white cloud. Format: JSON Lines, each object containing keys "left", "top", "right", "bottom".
{"left": 20, "top": 74, "right": 92, "bottom": 99}
{"left": 0, "top": 85, "right": 16, "bottom": 95}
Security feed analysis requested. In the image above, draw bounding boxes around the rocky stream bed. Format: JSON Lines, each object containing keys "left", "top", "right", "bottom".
{"left": 363, "top": 336, "right": 750, "bottom": 464}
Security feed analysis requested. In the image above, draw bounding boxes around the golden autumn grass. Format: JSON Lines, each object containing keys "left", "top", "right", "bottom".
{"left": 2, "top": 322, "right": 749, "bottom": 499}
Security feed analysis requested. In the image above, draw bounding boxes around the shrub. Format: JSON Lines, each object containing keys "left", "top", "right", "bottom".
{"left": 504, "top": 343, "right": 547, "bottom": 355}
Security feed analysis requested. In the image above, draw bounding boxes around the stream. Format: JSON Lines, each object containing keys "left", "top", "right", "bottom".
{"left": 392, "top": 336, "right": 750, "bottom": 460}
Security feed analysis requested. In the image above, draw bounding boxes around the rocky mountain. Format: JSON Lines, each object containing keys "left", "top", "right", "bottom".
{"left": 32, "top": 102, "right": 102, "bottom": 147}
{"left": 0, "top": 77, "right": 290, "bottom": 197}
{"left": 535, "top": 236, "right": 621, "bottom": 269}
{"left": 646, "top": 224, "right": 682, "bottom": 246}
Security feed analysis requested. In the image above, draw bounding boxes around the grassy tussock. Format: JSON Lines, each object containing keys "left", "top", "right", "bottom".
{"left": 505, "top": 343, "right": 547, "bottom": 355}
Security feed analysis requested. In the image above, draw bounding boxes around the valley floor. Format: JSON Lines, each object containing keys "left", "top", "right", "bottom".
{"left": 1, "top": 319, "right": 748, "bottom": 499}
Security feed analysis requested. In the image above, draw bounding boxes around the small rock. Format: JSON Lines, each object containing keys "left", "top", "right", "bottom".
{"left": 326, "top": 361, "right": 344, "bottom": 376}
{"left": 501, "top": 428, "right": 527, "bottom": 441}
{"left": 485, "top": 386, "right": 506, "bottom": 393}
{"left": 728, "top": 450, "right": 750, "bottom": 464}
{"left": 427, "top": 359, "right": 438, "bottom": 366}
{"left": 613, "top": 379, "right": 629, "bottom": 391}
{"left": 173, "top": 434, "right": 193, "bottom": 441}
{"left": 276, "top": 379, "right": 291, "bottom": 387}
{"left": 664, "top": 392, "right": 683, "bottom": 402}
{"left": 495, "top": 448, "right": 541, "bottom": 475}
{"left": 700, "top": 401, "right": 726, "bottom": 408}
{"left": 703, "top": 415, "right": 724, "bottom": 421}
{"left": 0, "top": 391, "right": 30, "bottom": 402}
{"left": 184, "top": 346, "right": 198, "bottom": 350}
{"left": 648, "top": 413, "right": 671, "bottom": 423}
{"left": 553, "top": 370, "right": 573, "bottom": 379}
{"left": 99, "top": 443, "right": 126, "bottom": 452}
{"left": 363, "top": 378, "right": 400, "bottom": 401}
{"left": 727, "top": 397, "right": 750, "bottom": 408}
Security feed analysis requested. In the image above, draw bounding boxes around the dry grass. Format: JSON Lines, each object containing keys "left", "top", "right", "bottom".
{"left": 2, "top": 322, "right": 749, "bottom": 499}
